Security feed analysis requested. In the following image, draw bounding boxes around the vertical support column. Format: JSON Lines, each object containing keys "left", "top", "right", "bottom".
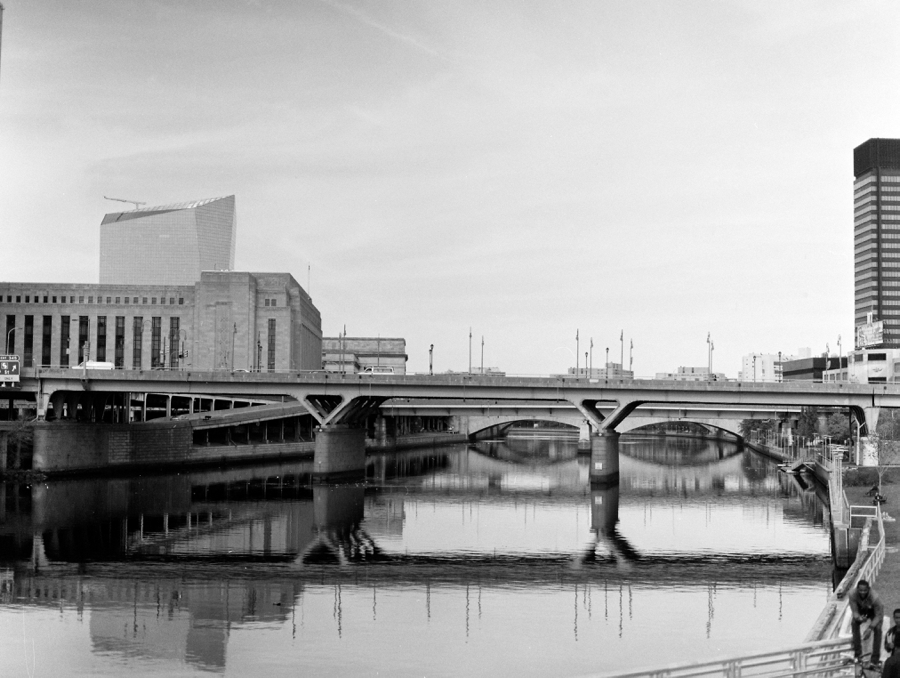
{"left": 313, "top": 424, "right": 366, "bottom": 482}
{"left": 591, "top": 483, "right": 620, "bottom": 535}
{"left": 589, "top": 430, "right": 620, "bottom": 486}
{"left": 0, "top": 432, "right": 7, "bottom": 471}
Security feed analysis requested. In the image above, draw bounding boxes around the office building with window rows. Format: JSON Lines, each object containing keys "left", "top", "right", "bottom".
{"left": 1, "top": 271, "right": 322, "bottom": 373}
{"left": 854, "top": 138, "right": 900, "bottom": 347}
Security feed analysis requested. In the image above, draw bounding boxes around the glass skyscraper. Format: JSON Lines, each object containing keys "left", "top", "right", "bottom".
{"left": 100, "top": 196, "right": 236, "bottom": 286}
{"left": 854, "top": 139, "right": 900, "bottom": 348}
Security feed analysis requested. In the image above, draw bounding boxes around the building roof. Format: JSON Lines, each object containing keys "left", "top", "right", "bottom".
{"left": 101, "top": 196, "right": 234, "bottom": 224}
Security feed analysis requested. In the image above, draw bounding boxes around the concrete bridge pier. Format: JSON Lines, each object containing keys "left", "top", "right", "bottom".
{"left": 589, "top": 430, "right": 620, "bottom": 486}
{"left": 591, "top": 484, "right": 619, "bottom": 535}
{"left": 313, "top": 424, "right": 367, "bottom": 483}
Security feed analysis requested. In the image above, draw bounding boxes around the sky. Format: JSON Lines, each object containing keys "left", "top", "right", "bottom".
{"left": 2, "top": 1, "right": 900, "bottom": 377}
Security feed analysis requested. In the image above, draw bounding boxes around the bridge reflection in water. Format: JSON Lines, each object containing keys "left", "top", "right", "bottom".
{"left": 0, "top": 436, "right": 832, "bottom": 677}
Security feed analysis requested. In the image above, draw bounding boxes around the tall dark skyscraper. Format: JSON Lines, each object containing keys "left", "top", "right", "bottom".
{"left": 854, "top": 138, "right": 900, "bottom": 348}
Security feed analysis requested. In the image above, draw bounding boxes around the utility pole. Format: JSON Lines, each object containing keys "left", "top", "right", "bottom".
{"left": 468, "top": 327, "right": 472, "bottom": 375}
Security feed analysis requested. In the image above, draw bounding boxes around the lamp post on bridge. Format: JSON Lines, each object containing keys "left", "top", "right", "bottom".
{"left": 590, "top": 338, "right": 593, "bottom": 374}
{"left": 584, "top": 352, "right": 588, "bottom": 376}
{"left": 429, "top": 344, "right": 434, "bottom": 376}
{"left": 576, "top": 330, "right": 580, "bottom": 375}
{"left": 468, "top": 328, "right": 472, "bottom": 375}
{"left": 480, "top": 336, "right": 484, "bottom": 375}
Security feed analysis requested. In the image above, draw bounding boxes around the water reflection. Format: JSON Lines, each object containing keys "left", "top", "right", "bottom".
{"left": 0, "top": 436, "right": 832, "bottom": 677}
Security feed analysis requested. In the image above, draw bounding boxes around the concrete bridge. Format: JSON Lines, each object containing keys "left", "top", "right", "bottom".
{"left": 14, "top": 369, "right": 894, "bottom": 482}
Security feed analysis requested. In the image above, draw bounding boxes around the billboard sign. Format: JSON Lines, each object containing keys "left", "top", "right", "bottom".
{"left": 0, "top": 355, "right": 20, "bottom": 383}
{"left": 857, "top": 320, "right": 884, "bottom": 348}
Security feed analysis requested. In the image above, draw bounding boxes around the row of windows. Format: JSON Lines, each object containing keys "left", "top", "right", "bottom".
{"left": 854, "top": 214, "right": 900, "bottom": 227}
{"left": 3, "top": 294, "right": 185, "bottom": 306}
{"left": 854, "top": 190, "right": 900, "bottom": 208}
{"left": 854, "top": 185, "right": 900, "bottom": 201}
{"left": 263, "top": 298, "right": 278, "bottom": 307}
{"left": 855, "top": 204, "right": 900, "bottom": 217}
{"left": 5, "top": 314, "right": 184, "bottom": 369}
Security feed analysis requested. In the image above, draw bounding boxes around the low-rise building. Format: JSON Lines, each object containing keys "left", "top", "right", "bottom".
{"left": 322, "top": 337, "right": 407, "bottom": 374}
{"left": 654, "top": 366, "right": 725, "bottom": 382}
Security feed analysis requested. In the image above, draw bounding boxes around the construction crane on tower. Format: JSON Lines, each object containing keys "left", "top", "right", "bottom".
{"left": 103, "top": 196, "right": 146, "bottom": 209}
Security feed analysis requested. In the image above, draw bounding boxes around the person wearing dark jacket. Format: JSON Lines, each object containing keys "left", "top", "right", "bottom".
{"left": 849, "top": 580, "right": 884, "bottom": 667}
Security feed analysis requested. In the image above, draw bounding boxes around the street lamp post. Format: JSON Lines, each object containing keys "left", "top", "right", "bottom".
{"left": 605, "top": 347, "right": 609, "bottom": 373}
{"left": 5, "top": 326, "right": 21, "bottom": 354}
{"left": 753, "top": 355, "right": 757, "bottom": 382}
{"left": 576, "top": 330, "right": 580, "bottom": 374}
{"left": 584, "top": 352, "right": 588, "bottom": 376}
{"left": 429, "top": 344, "right": 434, "bottom": 376}
{"left": 589, "top": 338, "right": 593, "bottom": 374}
{"left": 468, "top": 328, "right": 472, "bottom": 375}
{"left": 837, "top": 335, "right": 842, "bottom": 381}
{"left": 480, "top": 336, "right": 484, "bottom": 375}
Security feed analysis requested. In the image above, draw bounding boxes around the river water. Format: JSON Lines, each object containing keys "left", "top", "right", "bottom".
{"left": 0, "top": 435, "right": 832, "bottom": 677}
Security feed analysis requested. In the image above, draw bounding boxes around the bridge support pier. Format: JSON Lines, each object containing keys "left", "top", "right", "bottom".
{"left": 589, "top": 430, "right": 619, "bottom": 486}
{"left": 313, "top": 424, "right": 366, "bottom": 483}
{"left": 591, "top": 484, "right": 619, "bottom": 534}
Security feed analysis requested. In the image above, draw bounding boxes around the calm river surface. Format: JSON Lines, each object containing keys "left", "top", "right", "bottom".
{"left": 0, "top": 435, "right": 832, "bottom": 677}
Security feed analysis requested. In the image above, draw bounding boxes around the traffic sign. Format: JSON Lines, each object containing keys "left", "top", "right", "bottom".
{"left": 0, "top": 355, "right": 20, "bottom": 383}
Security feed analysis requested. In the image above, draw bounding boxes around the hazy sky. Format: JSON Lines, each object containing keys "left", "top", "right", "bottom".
{"left": 2, "top": 1, "right": 899, "bottom": 376}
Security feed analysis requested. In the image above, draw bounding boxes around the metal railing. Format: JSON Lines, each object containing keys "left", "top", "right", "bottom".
{"left": 599, "top": 637, "right": 853, "bottom": 678}
{"left": 608, "top": 503, "right": 885, "bottom": 677}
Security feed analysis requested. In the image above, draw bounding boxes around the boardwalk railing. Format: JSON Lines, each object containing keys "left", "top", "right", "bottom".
{"left": 603, "top": 486, "right": 885, "bottom": 677}
{"left": 599, "top": 637, "right": 853, "bottom": 678}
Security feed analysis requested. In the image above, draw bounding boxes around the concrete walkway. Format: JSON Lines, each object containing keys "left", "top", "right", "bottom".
{"left": 845, "top": 474, "right": 900, "bottom": 613}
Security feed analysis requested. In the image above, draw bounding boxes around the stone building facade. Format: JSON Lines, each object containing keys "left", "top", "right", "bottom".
{"left": 1, "top": 271, "right": 321, "bottom": 373}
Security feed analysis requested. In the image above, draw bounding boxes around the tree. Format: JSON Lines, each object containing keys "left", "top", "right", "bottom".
{"left": 868, "top": 433, "right": 900, "bottom": 493}
{"left": 797, "top": 407, "right": 820, "bottom": 439}
{"left": 825, "top": 412, "right": 851, "bottom": 444}
{"left": 739, "top": 418, "right": 777, "bottom": 440}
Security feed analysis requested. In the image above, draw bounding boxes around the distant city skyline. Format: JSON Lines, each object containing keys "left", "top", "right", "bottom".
{"left": 3, "top": 2, "right": 900, "bottom": 376}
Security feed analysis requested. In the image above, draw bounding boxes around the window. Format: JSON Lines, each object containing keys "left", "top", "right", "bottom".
{"left": 267, "top": 318, "right": 276, "bottom": 372}
{"left": 132, "top": 317, "right": 143, "bottom": 369}
{"left": 23, "top": 316, "right": 33, "bottom": 368}
{"left": 178, "top": 298, "right": 184, "bottom": 305}
{"left": 25, "top": 296, "right": 29, "bottom": 303}
{"left": 151, "top": 317, "right": 162, "bottom": 368}
{"left": 78, "top": 316, "right": 89, "bottom": 363}
{"left": 114, "top": 316, "right": 125, "bottom": 369}
{"left": 151, "top": 297, "right": 157, "bottom": 305}
{"left": 160, "top": 297, "right": 165, "bottom": 305}
{"left": 271, "top": 299, "right": 276, "bottom": 307}
{"left": 88, "top": 296, "right": 93, "bottom": 304}
{"left": 170, "top": 298, "right": 175, "bottom": 305}
{"left": 96, "top": 316, "right": 107, "bottom": 363}
{"left": 60, "top": 316, "right": 70, "bottom": 367}
{"left": 265, "top": 299, "right": 270, "bottom": 307}
{"left": 15, "top": 296, "right": 20, "bottom": 303}
{"left": 106, "top": 297, "right": 111, "bottom": 304}
{"left": 143, "top": 297, "right": 148, "bottom": 305}
{"left": 41, "top": 316, "right": 52, "bottom": 367}
{"left": 78, "top": 297, "right": 84, "bottom": 304}
{"left": 169, "top": 317, "right": 179, "bottom": 369}
{"left": 52, "top": 296, "right": 57, "bottom": 303}
{"left": 124, "top": 297, "right": 129, "bottom": 304}
{"left": 115, "top": 297, "right": 120, "bottom": 304}
{"left": 5, "top": 315, "right": 15, "bottom": 355}
{"left": 42, "top": 296, "right": 48, "bottom": 303}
